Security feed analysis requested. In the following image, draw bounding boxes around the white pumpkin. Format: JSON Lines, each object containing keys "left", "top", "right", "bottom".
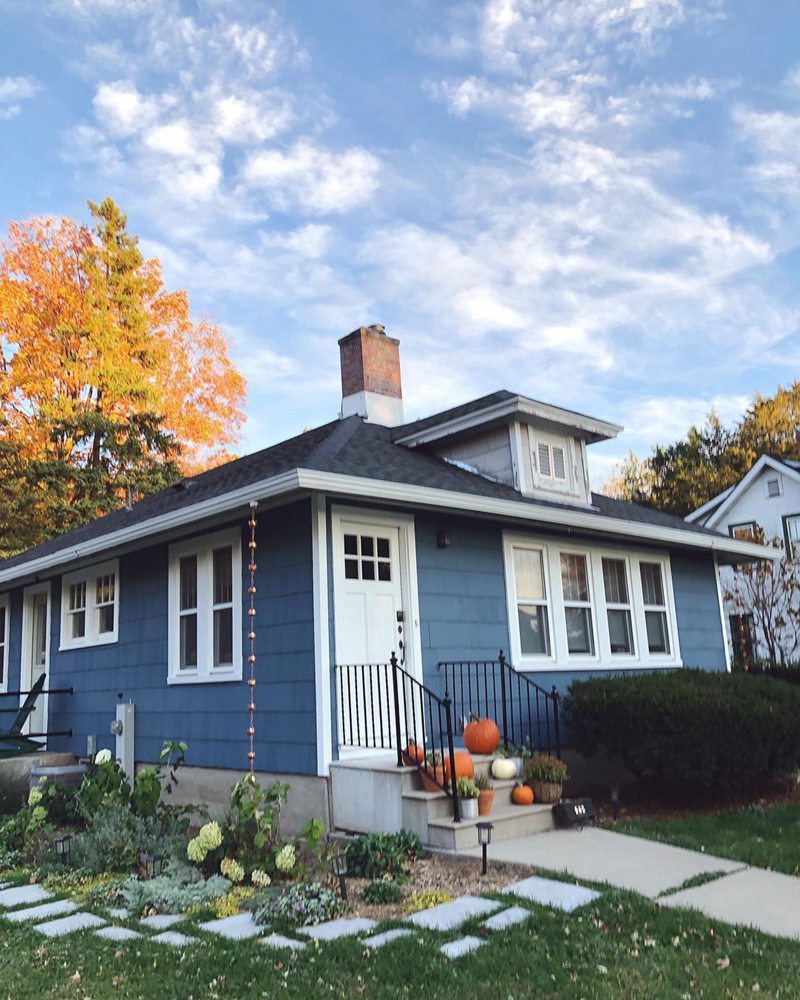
{"left": 491, "top": 757, "right": 517, "bottom": 780}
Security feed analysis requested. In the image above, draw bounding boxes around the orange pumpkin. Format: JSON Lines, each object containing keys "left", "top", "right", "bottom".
{"left": 443, "top": 750, "right": 474, "bottom": 783}
{"left": 402, "top": 742, "right": 425, "bottom": 766}
{"left": 512, "top": 782, "right": 534, "bottom": 806}
{"left": 463, "top": 717, "right": 500, "bottom": 755}
{"left": 420, "top": 764, "right": 446, "bottom": 793}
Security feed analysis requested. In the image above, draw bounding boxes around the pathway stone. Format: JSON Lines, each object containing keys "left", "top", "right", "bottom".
{"left": 362, "top": 928, "right": 415, "bottom": 949}
{"left": 405, "top": 895, "right": 502, "bottom": 931}
{"left": 107, "top": 907, "right": 130, "bottom": 919}
{"left": 198, "top": 912, "right": 261, "bottom": 940}
{"left": 152, "top": 930, "right": 197, "bottom": 947}
{"left": 140, "top": 913, "right": 184, "bottom": 930}
{"left": 299, "top": 917, "right": 377, "bottom": 941}
{"left": 0, "top": 885, "right": 52, "bottom": 908}
{"left": 5, "top": 900, "right": 77, "bottom": 923}
{"left": 95, "top": 926, "right": 143, "bottom": 942}
{"left": 440, "top": 936, "right": 485, "bottom": 960}
{"left": 34, "top": 912, "right": 106, "bottom": 937}
{"left": 483, "top": 906, "right": 532, "bottom": 931}
{"left": 503, "top": 875, "right": 600, "bottom": 913}
{"left": 260, "top": 933, "right": 307, "bottom": 950}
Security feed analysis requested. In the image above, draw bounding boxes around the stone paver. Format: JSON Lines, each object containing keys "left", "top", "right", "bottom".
{"left": 483, "top": 906, "right": 532, "bottom": 931}
{"left": 405, "top": 895, "right": 502, "bottom": 931}
{"left": 140, "top": 913, "right": 184, "bottom": 930}
{"left": 0, "top": 885, "right": 52, "bottom": 908}
{"left": 362, "top": 928, "right": 415, "bottom": 948}
{"left": 96, "top": 926, "right": 143, "bottom": 942}
{"left": 503, "top": 875, "right": 600, "bottom": 913}
{"left": 440, "top": 935, "right": 485, "bottom": 960}
{"left": 5, "top": 900, "right": 77, "bottom": 923}
{"left": 152, "top": 930, "right": 197, "bottom": 947}
{"left": 299, "top": 917, "right": 377, "bottom": 941}
{"left": 260, "top": 933, "right": 307, "bottom": 950}
{"left": 107, "top": 907, "right": 130, "bottom": 919}
{"left": 462, "top": 828, "right": 744, "bottom": 898}
{"left": 658, "top": 867, "right": 800, "bottom": 942}
{"left": 198, "top": 912, "right": 261, "bottom": 940}
{"left": 35, "top": 912, "right": 106, "bottom": 937}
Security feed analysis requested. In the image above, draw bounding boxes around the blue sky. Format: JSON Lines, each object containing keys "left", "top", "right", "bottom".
{"left": 1, "top": 0, "right": 799, "bottom": 483}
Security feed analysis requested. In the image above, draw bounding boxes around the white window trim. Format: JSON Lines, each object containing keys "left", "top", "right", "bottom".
{"left": 59, "top": 559, "right": 120, "bottom": 650}
{"left": 0, "top": 593, "right": 9, "bottom": 693}
{"left": 168, "top": 527, "right": 243, "bottom": 685}
{"left": 506, "top": 542, "right": 555, "bottom": 662}
{"left": 503, "top": 532, "right": 682, "bottom": 671}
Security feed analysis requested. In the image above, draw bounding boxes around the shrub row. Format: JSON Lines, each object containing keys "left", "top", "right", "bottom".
{"left": 563, "top": 669, "right": 800, "bottom": 797}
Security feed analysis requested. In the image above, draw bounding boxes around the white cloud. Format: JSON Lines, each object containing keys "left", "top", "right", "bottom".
{"left": 622, "top": 393, "right": 751, "bottom": 445}
{"left": 0, "top": 75, "right": 41, "bottom": 119}
{"left": 92, "top": 80, "right": 164, "bottom": 137}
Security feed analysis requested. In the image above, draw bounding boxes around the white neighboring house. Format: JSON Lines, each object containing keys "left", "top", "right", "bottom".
{"left": 687, "top": 456, "right": 800, "bottom": 665}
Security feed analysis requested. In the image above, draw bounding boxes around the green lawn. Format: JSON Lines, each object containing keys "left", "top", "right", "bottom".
{"left": 2, "top": 876, "right": 800, "bottom": 999}
{"left": 613, "top": 801, "right": 800, "bottom": 877}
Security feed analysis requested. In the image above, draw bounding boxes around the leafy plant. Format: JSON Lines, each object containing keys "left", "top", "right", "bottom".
{"left": 131, "top": 739, "right": 189, "bottom": 819}
{"left": 361, "top": 879, "right": 403, "bottom": 904}
{"left": 495, "top": 741, "right": 534, "bottom": 759}
{"left": 256, "top": 882, "right": 346, "bottom": 929}
{"left": 70, "top": 803, "right": 185, "bottom": 875}
{"left": 344, "top": 831, "right": 421, "bottom": 881}
{"left": 456, "top": 777, "right": 479, "bottom": 799}
{"left": 474, "top": 773, "right": 491, "bottom": 791}
{"left": 117, "top": 861, "right": 231, "bottom": 915}
{"left": 524, "top": 753, "right": 568, "bottom": 784}
{"left": 75, "top": 757, "right": 132, "bottom": 820}
{"left": 403, "top": 890, "right": 453, "bottom": 914}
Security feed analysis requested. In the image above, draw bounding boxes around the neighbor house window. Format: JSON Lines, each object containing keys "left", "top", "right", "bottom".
{"left": 640, "top": 561, "right": 671, "bottom": 655}
{"left": 765, "top": 476, "right": 782, "bottom": 498}
{"left": 0, "top": 594, "right": 8, "bottom": 691}
{"left": 602, "top": 557, "right": 634, "bottom": 655}
{"left": 60, "top": 560, "right": 119, "bottom": 649}
{"left": 729, "top": 521, "right": 758, "bottom": 542}
{"left": 168, "top": 528, "right": 242, "bottom": 683}
{"left": 560, "top": 552, "right": 595, "bottom": 655}
{"left": 511, "top": 545, "right": 551, "bottom": 657}
{"left": 783, "top": 515, "right": 800, "bottom": 560}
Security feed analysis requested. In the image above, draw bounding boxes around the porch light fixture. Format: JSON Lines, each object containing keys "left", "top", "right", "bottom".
{"left": 332, "top": 849, "right": 349, "bottom": 902}
{"left": 435, "top": 529, "right": 452, "bottom": 549}
{"left": 610, "top": 784, "right": 620, "bottom": 822}
{"left": 54, "top": 834, "right": 72, "bottom": 866}
{"left": 140, "top": 852, "right": 166, "bottom": 879}
{"left": 476, "top": 822, "right": 493, "bottom": 876}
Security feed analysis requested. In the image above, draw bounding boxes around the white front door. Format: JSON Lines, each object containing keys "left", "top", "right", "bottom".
{"left": 21, "top": 584, "right": 51, "bottom": 738}
{"left": 332, "top": 508, "right": 421, "bottom": 753}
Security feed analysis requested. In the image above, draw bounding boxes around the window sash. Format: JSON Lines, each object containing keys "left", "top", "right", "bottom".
{"left": 60, "top": 562, "right": 119, "bottom": 649}
{"left": 640, "top": 561, "right": 672, "bottom": 655}
{"left": 0, "top": 600, "right": 7, "bottom": 689}
{"left": 511, "top": 546, "right": 552, "bottom": 658}
{"left": 785, "top": 515, "right": 800, "bottom": 559}
{"left": 602, "top": 558, "right": 634, "bottom": 656}
{"left": 560, "top": 552, "right": 595, "bottom": 656}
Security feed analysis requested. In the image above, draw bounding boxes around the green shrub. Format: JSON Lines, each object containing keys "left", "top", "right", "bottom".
{"left": 70, "top": 803, "right": 185, "bottom": 875}
{"left": 256, "top": 882, "right": 346, "bottom": 928}
{"left": 117, "top": 861, "right": 231, "bottom": 915}
{"left": 524, "top": 753, "right": 568, "bottom": 784}
{"left": 361, "top": 879, "right": 403, "bottom": 904}
{"left": 344, "top": 831, "right": 421, "bottom": 880}
{"left": 563, "top": 669, "right": 800, "bottom": 797}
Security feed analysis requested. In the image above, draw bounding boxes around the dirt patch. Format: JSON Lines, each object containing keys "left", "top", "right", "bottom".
{"left": 345, "top": 851, "right": 533, "bottom": 922}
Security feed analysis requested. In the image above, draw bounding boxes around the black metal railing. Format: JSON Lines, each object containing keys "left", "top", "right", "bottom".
{"left": 0, "top": 683, "right": 74, "bottom": 742}
{"left": 334, "top": 654, "right": 461, "bottom": 823}
{"left": 437, "top": 651, "right": 561, "bottom": 758}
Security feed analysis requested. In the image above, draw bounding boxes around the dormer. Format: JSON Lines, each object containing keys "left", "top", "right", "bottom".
{"left": 393, "top": 391, "right": 622, "bottom": 507}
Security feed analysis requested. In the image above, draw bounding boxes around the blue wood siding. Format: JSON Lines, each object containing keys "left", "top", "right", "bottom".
{"left": 1, "top": 501, "right": 317, "bottom": 775}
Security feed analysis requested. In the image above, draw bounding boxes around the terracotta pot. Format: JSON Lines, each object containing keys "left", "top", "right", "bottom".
{"left": 528, "top": 779, "right": 562, "bottom": 804}
{"left": 420, "top": 765, "right": 446, "bottom": 793}
{"left": 478, "top": 788, "right": 495, "bottom": 816}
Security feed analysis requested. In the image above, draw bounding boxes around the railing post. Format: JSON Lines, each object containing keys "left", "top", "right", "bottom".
{"left": 498, "top": 650, "right": 509, "bottom": 750}
{"left": 391, "top": 652, "right": 403, "bottom": 768}
{"left": 551, "top": 685, "right": 562, "bottom": 760}
{"left": 443, "top": 694, "right": 461, "bottom": 823}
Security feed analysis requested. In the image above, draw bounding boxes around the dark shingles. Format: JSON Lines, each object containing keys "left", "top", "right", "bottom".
{"left": 390, "top": 391, "right": 517, "bottom": 441}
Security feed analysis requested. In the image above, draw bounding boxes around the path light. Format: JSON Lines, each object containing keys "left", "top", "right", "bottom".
{"left": 477, "top": 822, "right": 493, "bottom": 876}
{"left": 140, "top": 852, "right": 165, "bottom": 879}
{"left": 332, "top": 848, "right": 349, "bottom": 902}
{"left": 54, "top": 834, "right": 71, "bottom": 866}
{"left": 610, "top": 784, "right": 620, "bottom": 822}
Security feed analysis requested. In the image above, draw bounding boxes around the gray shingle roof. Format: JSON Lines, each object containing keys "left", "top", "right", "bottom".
{"left": 0, "top": 414, "right": 726, "bottom": 579}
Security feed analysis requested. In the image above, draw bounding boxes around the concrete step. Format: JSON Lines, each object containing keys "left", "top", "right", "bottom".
{"left": 426, "top": 803, "right": 555, "bottom": 851}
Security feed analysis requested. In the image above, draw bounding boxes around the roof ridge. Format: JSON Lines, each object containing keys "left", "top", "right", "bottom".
{"left": 303, "top": 415, "right": 366, "bottom": 470}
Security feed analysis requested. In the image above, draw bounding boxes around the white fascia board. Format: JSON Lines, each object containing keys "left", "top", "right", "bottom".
{"left": 0, "top": 470, "right": 302, "bottom": 587}
{"left": 685, "top": 487, "right": 733, "bottom": 523}
{"left": 295, "top": 469, "right": 780, "bottom": 562}
{"left": 395, "top": 396, "right": 622, "bottom": 448}
{"left": 702, "top": 456, "right": 800, "bottom": 530}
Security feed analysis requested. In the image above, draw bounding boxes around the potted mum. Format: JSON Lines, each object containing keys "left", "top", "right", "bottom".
{"left": 456, "top": 776, "right": 480, "bottom": 819}
{"left": 524, "top": 753, "right": 568, "bottom": 804}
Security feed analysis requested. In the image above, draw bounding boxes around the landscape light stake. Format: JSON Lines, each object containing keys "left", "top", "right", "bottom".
{"left": 332, "top": 849, "right": 349, "bottom": 902}
{"left": 477, "top": 822, "right": 493, "bottom": 876}
{"left": 54, "top": 834, "right": 71, "bottom": 867}
{"left": 610, "top": 784, "right": 620, "bottom": 822}
{"left": 246, "top": 501, "right": 259, "bottom": 780}
{"left": 139, "top": 852, "right": 165, "bottom": 879}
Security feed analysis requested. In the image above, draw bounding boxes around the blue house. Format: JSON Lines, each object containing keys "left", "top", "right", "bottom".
{"left": 0, "top": 325, "right": 772, "bottom": 839}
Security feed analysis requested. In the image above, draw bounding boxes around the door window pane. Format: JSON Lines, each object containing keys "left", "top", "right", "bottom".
{"left": 344, "top": 559, "right": 359, "bottom": 580}
{"left": 344, "top": 534, "right": 358, "bottom": 555}
{"left": 518, "top": 605, "right": 551, "bottom": 656}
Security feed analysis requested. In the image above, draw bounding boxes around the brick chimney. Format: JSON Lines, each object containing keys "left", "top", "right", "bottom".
{"left": 338, "top": 325, "right": 404, "bottom": 426}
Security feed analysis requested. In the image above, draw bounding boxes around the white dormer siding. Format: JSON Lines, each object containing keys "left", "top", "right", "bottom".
{"left": 516, "top": 423, "right": 592, "bottom": 506}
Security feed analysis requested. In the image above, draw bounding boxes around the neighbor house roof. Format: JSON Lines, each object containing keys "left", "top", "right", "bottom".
{"left": 0, "top": 415, "right": 775, "bottom": 587}
{"left": 686, "top": 455, "right": 800, "bottom": 528}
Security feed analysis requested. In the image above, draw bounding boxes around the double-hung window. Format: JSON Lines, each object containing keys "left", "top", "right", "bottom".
{"left": 640, "top": 561, "right": 671, "bottom": 655}
{"left": 60, "top": 560, "right": 119, "bottom": 649}
{"left": 0, "top": 594, "right": 8, "bottom": 691}
{"left": 560, "top": 553, "right": 595, "bottom": 655}
{"left": 783, "top": 515, "right": 800, "bottom": 560}
{"left": 169, "top": 528, "right": 242, "bottom": 683}
{"left": 511, "top": 545, "right": 551, "bottom": 657}
{"left": 602, "top": 557, "right": 635, "bottom": 655}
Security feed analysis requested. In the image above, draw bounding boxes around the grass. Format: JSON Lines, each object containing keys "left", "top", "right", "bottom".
{"left": 613, "top": 800, "right": 800, "bottom": 876}
{"left": 2, "top": 873, "right": 800, "bottom": 999}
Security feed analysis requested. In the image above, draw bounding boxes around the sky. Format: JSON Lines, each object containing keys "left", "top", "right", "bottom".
{"left": 1, "top": 0, "right": 799, "bottom": 484}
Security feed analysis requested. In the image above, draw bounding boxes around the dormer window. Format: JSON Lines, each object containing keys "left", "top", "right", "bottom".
{"left": 532, "top": 433, "right": 572, "bottom": 492}
{"left": 537, "top": 441, "right": 566, "bottom": 481}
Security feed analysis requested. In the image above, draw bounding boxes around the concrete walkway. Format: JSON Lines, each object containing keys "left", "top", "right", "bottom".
{"left": 460, "top": 828, "right": 800, "bottom": 943}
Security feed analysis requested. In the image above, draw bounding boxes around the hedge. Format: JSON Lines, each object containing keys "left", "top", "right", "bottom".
{"left": 563, "top": 669, "right": 800, "bottom": 797}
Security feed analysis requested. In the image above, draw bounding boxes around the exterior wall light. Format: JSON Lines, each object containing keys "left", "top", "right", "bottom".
{"left": 436, "top": 529, "right": 452, "bottom": 549}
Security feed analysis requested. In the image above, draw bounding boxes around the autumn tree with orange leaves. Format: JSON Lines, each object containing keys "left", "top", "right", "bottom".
{"left": 0, "top": 197, "right": 246, "bottom": 556}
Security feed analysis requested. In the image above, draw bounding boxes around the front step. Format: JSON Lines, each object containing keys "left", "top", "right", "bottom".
{"left": 426, "top": 803, "right": 554, "bottom": 851}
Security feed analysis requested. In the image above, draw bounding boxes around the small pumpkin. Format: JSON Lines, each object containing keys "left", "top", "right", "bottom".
{"left": 402, "top": 742, "right": 425, "bottom": 766}
{"left": 463, "top": 717, "right": 501, "bottom": 755}
{"left": 491, "top": 757, "right": 518, "bottom": 781}
{"left": 512, "top": 782, "right": 534, "bottom": 806}
{"left": 443, "top": 750, "right": 474, "bottom": 783}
